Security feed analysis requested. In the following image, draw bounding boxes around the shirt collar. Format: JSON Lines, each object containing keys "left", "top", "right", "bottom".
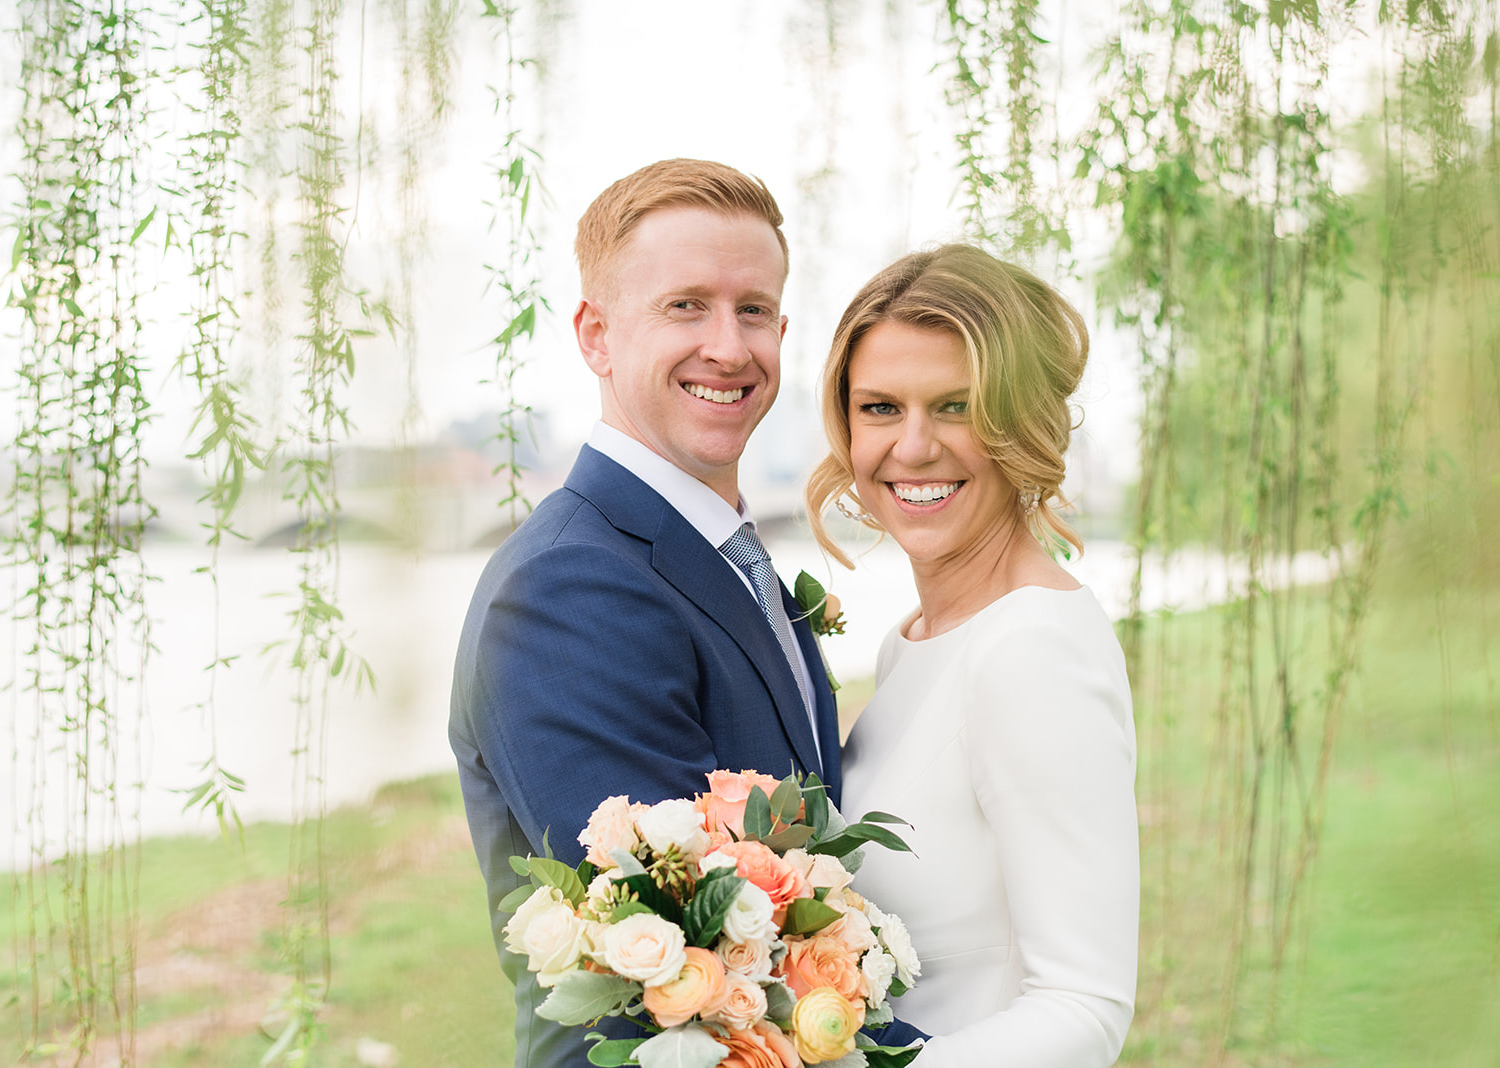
{"left": 588, "top": 422, "right": 753, "bottom": 549}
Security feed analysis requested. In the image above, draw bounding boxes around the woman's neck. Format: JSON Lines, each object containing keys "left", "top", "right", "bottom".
{"left": 905, "top": 522, "right": 1076, "bottom": 641}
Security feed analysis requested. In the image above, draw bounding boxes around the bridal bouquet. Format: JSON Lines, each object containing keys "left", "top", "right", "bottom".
{"left": 501, "top": 769, "right": 922, "bottom": 1068}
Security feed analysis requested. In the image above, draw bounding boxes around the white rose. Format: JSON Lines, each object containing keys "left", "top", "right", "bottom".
{"left": 861, "top": 946, "right": 896, "bottom": 1009}
{"left": 636, "top": 798, "right": 711, "bottom": 861}
{"left": 602, "top": 912, "right": 688, "bottom": 987}
{"left": 720, "top": 881, "right": 777, "bottom": 945}
{"left": 502, "top": 885, "right": 566, "bottom": 956}
{"left": 867, "top": 903, "right": 920, "bottom": 987}
{"left": 521, "top": 901, "right": 588, "bottom": 987}
{"left": 698, "top": 851, "right": 740, "bottom": 877}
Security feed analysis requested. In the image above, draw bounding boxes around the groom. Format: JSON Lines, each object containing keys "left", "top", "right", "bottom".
{"left": 449, "top": 159, "right": 843, "bottom": 1068}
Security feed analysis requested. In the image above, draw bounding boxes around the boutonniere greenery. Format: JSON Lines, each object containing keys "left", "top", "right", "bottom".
{"left": 795, "top": 571, "right": 846, "bottom": 692}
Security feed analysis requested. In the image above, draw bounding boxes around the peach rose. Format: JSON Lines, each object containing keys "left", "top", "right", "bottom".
{"left": 777, "top": 935, "right": 869, "bottom": 1003}
{"left": 713, "top": 1021, "right": 801, "bottom": 1068}
{"left": 641, "top": 946, "right": 726, "bottom": 1027}
{"left": 710, "top": 840, "right": 811, "bottom": 919}
{"left": 602, "top": 913, "right": 687, "bottom": 988}
{"left": 702, "top": 971, "right": 768, "bottom": 1031}
{"left": 578, "top": 795, "right": 647, "bottom": 869}
{"left": 790, "top": 986, "right": 864, "bottom": 1064}
{"left": 695, "top": 769, "right": 783, "bottom": 838}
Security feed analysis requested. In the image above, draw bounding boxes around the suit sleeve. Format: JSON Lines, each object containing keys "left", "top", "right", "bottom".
{"left": 913, "top": 612, "right": 1139, "bottom": 1067}
{"left": 465, "top": 538, "right": 720, "bottom": 867}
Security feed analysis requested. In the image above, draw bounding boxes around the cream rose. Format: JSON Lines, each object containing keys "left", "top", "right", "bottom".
{"left": 715, "top": 936, "right": 775, "bottom": 981}
{"left": 577, "top": 795, "right": 646, "bottom": 869}
{"left": 783, "top": 849, "right": 854, "bottom": 895}
{"left": 702, "top": 971, "right": 768, "bottom": 1031}
{"left": 636, "top": 798, "right": 711, "bottom": 861}
{"left": 720, "top": 881, "right": 777, "bottom": 945}
{"left": 520, "top": 900, "right": 588, "bottom": 987}
{"left": 603, "top": 913, "right": 688, "bottom": 987}
{"left": 823, "top": 899, "right": 878, "bottom": 954}
{"left": 502, "top": 885, "right": 566, "bottom": 956}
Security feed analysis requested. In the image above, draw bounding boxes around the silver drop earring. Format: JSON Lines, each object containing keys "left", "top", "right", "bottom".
{"left": 1020, "top": 485, "right": 1042, "bottom": 517}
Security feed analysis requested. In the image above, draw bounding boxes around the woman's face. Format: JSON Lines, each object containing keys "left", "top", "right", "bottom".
{"left": 846, "top": 319, "right": 1016, "bottom": 570}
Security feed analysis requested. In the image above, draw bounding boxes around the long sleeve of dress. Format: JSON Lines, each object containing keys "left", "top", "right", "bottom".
{"left": 912, "top": 601, "right": 1139, "bottom": 1067}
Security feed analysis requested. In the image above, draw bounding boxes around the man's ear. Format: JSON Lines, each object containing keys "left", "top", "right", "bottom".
{"left": 574, "top": 298, "right": 610, "bottom": 378}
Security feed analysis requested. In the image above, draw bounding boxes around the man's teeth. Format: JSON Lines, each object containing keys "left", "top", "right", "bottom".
{"left": 685, "top": 384, "right": 744, "bottom": 404}
{"left": 894, "top": 482, "right": 959, "bottom": 504}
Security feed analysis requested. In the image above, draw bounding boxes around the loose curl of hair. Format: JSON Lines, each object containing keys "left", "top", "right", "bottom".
{"left": 806, "top": 244, "right": 1088, "bottom": 568}
{"left": 575, "top": 158, "right": 788, "bottom": 300}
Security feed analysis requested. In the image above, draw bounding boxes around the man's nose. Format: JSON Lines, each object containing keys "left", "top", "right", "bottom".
{"left": 699, "top": 309, "right": 752, "bottom": 370}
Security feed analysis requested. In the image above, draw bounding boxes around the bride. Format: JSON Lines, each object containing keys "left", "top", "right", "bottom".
{"left": 807, "top": 245, "right": 1139, "bottom": 1066}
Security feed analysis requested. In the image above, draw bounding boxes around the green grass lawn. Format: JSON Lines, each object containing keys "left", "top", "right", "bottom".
{"left": 5, "top": 583, "right": 1497, "bottom": 1065}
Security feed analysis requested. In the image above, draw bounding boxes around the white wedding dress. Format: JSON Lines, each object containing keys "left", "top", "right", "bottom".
{"left": 843, "top": 586, "right": 1139, "bottom": 1067}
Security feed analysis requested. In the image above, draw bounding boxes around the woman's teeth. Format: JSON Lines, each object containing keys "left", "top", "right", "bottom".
{"left": 893, "top": 482, "right": 959, "bottom": 504}
{"left": 684, "top": 384, "right": 744, "bottom": 404}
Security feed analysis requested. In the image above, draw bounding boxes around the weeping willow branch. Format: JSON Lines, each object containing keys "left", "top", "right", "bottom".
{"left": 4, "top": 0, "right": 155, "bottom": 1060}
{"left": 481, "top": 0, "right": 546, "bottom": 525}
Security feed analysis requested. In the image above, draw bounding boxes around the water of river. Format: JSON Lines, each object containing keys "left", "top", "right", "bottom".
{"left": 2, "top": 534, "right": 1337, "bottom": 866}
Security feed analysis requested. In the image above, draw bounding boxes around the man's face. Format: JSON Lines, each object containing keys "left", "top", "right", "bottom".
{"left": 575, "top": 206, "right": 788, "bottom": 504}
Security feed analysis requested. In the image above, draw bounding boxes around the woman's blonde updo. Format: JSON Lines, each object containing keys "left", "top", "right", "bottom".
{"left": 806, "top": 244, "right": 1089, "bottom": 568}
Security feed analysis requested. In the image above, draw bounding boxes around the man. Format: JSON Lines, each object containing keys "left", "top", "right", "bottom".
{"left": 449, "top": 159, "right": 842, "bottom": 1067}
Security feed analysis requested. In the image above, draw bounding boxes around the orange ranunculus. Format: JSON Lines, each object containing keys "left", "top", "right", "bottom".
{"left": 710, "top": 840, "right": 811, "bottom": 918}
{"left": 790, "top": 986, "right": 864, "bottom": 1064}
{"left": 714, "top": 1020, "right": 802, "bottom": 1068}
{"left": 777, "top": 935, "right": 869, "bottom": 1003}
{"left": 641, "top": 946, "right": 727, "bottom": 1027}
{"left": 695, "top": 769, "right": 784, "bottom": 838}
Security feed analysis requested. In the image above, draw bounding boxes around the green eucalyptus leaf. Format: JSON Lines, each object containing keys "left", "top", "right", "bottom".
{"left": 611, "top": 901, "right": 655, "bottom": 922}
{"left": 530, "top": 857, "right": 587, "bottom": 906}
{"left": 743, "top": 786, "right": 773, "bottom": 839}
{"left": 769, "top": 775, "right": 802, "bottom": 826}
{"left": 498, "top": 882, "right": 539, "bottom": 912}
{"left": 509, "top": 855, "right": 532, "bottom": 878}
{"left": 803, "top": 773, "right": 829, "bottom": 837}
{"left": 781, "top": 896, "right": 842, "bottom": 937}
{"left": 756, "top": 824, "right": 816, "bottom": 852}
{"left": 587, "top": 1034, "right": 647, "bottom": 1066}
{"left": 682, "top": 872, "right": 744, "bottom": 947}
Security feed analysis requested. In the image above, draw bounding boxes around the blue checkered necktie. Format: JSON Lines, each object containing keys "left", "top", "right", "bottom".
{"left": 720, "top": 523, "right": 815, "bottom": 721}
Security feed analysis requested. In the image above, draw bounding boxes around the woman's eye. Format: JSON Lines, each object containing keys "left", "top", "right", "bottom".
{"left": 861, "top": 402, "right": 898, "bottom": 416}
{"left": 942, "top": 400, "right": 969, "bottom": 415}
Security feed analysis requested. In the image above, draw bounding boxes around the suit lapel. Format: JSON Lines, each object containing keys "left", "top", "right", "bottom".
{"left": 564, "top": 448, "right": 826, "bottom": 782}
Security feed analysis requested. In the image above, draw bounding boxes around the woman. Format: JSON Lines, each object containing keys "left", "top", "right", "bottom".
{"left": 807, "top": 245, "right": 1139, "bottom": 1066}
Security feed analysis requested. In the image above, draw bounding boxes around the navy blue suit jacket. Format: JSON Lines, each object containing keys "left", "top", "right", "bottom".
{"left": 450, "top": 445, "right": 843, "bottom": 1068}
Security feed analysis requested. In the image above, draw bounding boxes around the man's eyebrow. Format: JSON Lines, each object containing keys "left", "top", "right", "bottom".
{"left": 660, "top": 283, "right": 780, "bottom": 308}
